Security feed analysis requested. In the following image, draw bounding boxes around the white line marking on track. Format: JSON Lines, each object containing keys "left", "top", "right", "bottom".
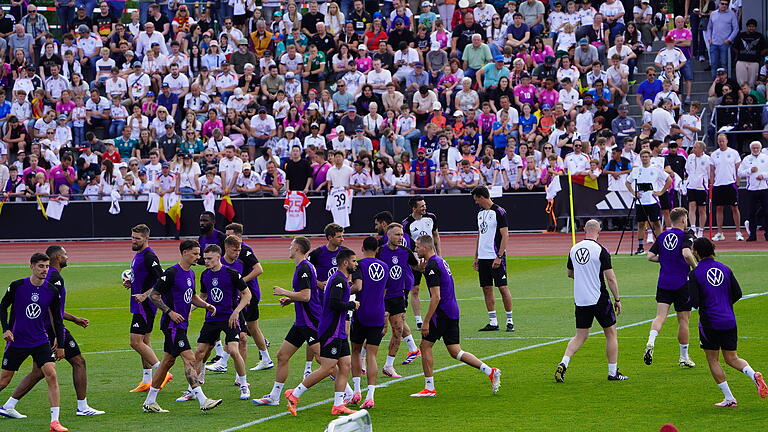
{"left": 217, "top": 291, "right": 768, "bottom": 431}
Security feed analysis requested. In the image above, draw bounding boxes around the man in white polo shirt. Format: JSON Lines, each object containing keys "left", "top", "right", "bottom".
{"left": 737, "top": 141, "right": 768, "bottom": 241}
{"left": 685, "top": 141, "right": 713, "bottom": 238}
{"left": 218, "top": 144, "right": 244, "bottom": 196}
{"left": 564, "top": 141, "right": 591, "bottom": 175}
{"left": 326, "top": 150, "right": 354, "bottom": 190}
{"left": 625, "top": 150, "right": 672, "bottom": 255}
{"left": 162, "top": 63, "right": 190, "bottom": 99}
{"left": 710, "top": 134, "right": 744, "bottom": 241}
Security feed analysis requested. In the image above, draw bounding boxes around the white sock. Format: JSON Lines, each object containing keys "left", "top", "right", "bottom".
{"left": 488, "top": 311, "right": 498, "bottom": 326}
{"left": 403, "top": 335, "right": 418, "bottom": 352}
{"left": 352, "top": 377, "right": 361, "bottom": 393}
{"left": 344, "top": 383, "right": 353, "bottom": 396}
{"left": 236, "top": 374, "right": 246, "bottom": 386}
{"left": 691, "top": 225, "right": 697, "bottom": 231}
{"left": 608, "top": 363, "right": 617, "bottom": 376}
{"left": 5, "top": 397, "right": 19, "bottom": 409}
{"left": 50, "top": 407, "right": 60, "bottom": 422}
{"left": 220, "top": 351, "right": 231, "bottom": 364}
{"left": 505, "top": 311, "right": 513, "bottom": 324}
{"left": 259, "top": 350, "right": 271, "bottom": 363}
{"left": 718, "top": 381, "right": 735, "bottom": 400}
{"left": 479, "top": 363, "right": 492, "bottom": 375}
{"left": 385, "top": 355, "right": 395, "bottom": 367}
{"left": 561, "top": 355, "right": 571, "bottom": 367}
{"left": 269, "top": 382, "right": 285, "bottom": 400}
{"left": 647, "top": 329, "right": 658, "bottom": 346}
{"left": 424, "top": 376, "right": 435, "bottom": 391}
{"left": 293, "top": 383, "right": 308, "bottom": 398}
{"left": 187, "top": 384, "right": 193, "bottom": 392}
{"left": 193, "top": 386, "right": 207, "bottom": 407}
{"left": 77, "top": 399, "right": 88, "bottom": 411}
{"left": 151, "top": 362, "right": 160, "bottom": 370}
{"left": 145, "top": 387, "right": 160, "bottom": 405}
{"left": 679, "top": 344, "right": 689, "bottom": 359}
{"left": 333, "top": 391, "right": 345, "bottom": 406}
{"left": 742, "top": 365, "right": 757, "bottom": 381}
{"left": 415, "top": 315, "right": 423, "bottom": 325}
{"left": 360, "top": 347, "right": 367, "bottom": 358}
{"left": 142, "top": 368, "right": 152, "bottom": 383}
{"left": 214, "top": 340, "right": 225, "bottom": 357}
{"left": 365, "top": 385, "right": 375, "bottom": 401}
{"left": 304, "top": 361, "right": 313, "bottom": 373}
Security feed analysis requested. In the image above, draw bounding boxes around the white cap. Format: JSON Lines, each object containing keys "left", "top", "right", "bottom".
{"left": 458, "top": 0, "right": 469, "bottom": 8}
{"left": 308, "top": 102, "right": 319, "bottom": 110}
{"left": 430, "top": 41, "right": 441, "bottom": 51}
{"left": 433, "top": 101, "right": 442, "bottom": 110}
{"left": 336, "top": 125, "right": 345, "bottom": 133}
{"left": 453, "top": 110, "right": 464, "bottom": 116}
{"left": 285, "top": 126, "right": 295, "bottom": 133}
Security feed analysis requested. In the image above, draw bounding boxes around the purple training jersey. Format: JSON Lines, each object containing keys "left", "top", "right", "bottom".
{"left": 239, "top": 242, "right": 261, "bottom": 302}
{"left": 318, "top": 270, "right": 355, "bottom": 344}
{"left": 198, "top": 229, "right": 226, "bottom": 264}
{"left": 689, "top": 258, "right": 742, "bottom": 331}
{"left": 354, "top": 258, "right": 388, "bottom": 327}
{"left": 130, "top": 247, "right": 163, "bottom": 315}
{"left": 292, "top": 260, "right": 321, "bottom": 330}
{"left": 308, "top": 245, "right": 348, "bottom": 283}
{"left": 1, "top": 278, "right": 64, "bottom": 349}
{"left": 376, "top": 244, "right": 417, "bottom": 299}
{"left": 155, "top": 264, "right": 196, "bottom": 331}
{"left": 423, "top": 255, "right": 460, "bottom": 320}
{"left": 200, "top": 266, "right": 247, "bottom": 323}
{"left": 649, "top": 228, "right": 693, "bottom": 290}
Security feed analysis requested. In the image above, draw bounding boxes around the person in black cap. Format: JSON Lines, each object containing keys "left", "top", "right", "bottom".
{"left": 707, "top": 67, "right": 740, "bottom": 112}
{"left": 532, "top": 55, "right": 558, "bottom": 85}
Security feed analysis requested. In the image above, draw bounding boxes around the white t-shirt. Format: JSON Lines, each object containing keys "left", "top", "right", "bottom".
{"left": 651, "top": 108, "right": 675, "bottom": 140}
{"left": 685, "top": 153, "right": 712, "bottom": 191}
{"left": 626, "top": 164, "right": 669, "bottom": 205}
{"left": 558, "top": 88, "right": 580, "bottom": 110}
{"left": 568, "top": 239, "right": 611, "bottom": 307}
{"left": 367, "top": 69, "right": 392, "bottom": 94}
{"left": 710, "top": 147, "right": 740, "bottom": 186}
{"left": 564, "top": 152, "right": 590, "bottom": 174}
{"left": 326, "top": 188, "right": 352, "bottom": 228}
{"left": 218, "top": 156, "right": 243, "bottom": 187}
{"left": 326, "top": 164, "right": 354, "bottom": 188}
{"left": 654, "top": 47, "right": 686, "bottom": 68}
{"left": 599, "top": 1, "right": 625, "bottom": 24}
{"left": 476, "top": 204, "right": 508, "bottom": 259}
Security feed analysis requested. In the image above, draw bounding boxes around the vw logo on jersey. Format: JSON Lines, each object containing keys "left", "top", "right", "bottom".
{"left": 368, "top": 263, "right": 385, "bottom": 281}
{"left": 183, "top": 288, "right": 193, "bottom": 304}
{"left": 390, "top": 265, "right": 402, "bottom": 280}
{"left": 331, "top": 257, "right": 337, "bottom": 266}
{"left": 31, "top": 293, "right": 39, "bottom": 302}
{"left": 328, "top": 267, "right": 337, "bottom": 279}
{"left": 212, "top": 277, "right": 219, "bottom": 287}
{"left": 186, "top": 278, "right": 192, "bottom": 287}
{"left": 392, "top": 256, "right": 399, "bottom": 264}
{"left": 210, "top": 288, "right": 224, "bottom": 303}
{"left": 574, "top": 248, "right": 590, "bottom": 265}
{"left": 706, "top": 268, "right": 725, "bottom": 287}
{"left": 663, "top": 234, "right": 679, "bottom": 251}
{"left": 25, "top": 303, "right": 42, "bottom": 320}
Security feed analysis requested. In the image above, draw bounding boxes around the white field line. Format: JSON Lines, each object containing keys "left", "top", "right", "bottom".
{"left": 216, "top": 291, "right": 768, "bottom": 431}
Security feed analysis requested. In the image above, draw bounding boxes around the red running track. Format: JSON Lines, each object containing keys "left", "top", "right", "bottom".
{"left": 0, "top": 230, "right": 765, "bottom": 264}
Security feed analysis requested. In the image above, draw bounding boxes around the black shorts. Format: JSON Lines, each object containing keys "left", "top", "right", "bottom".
{"left": 162, "top": 328, "right": 192, "bottom": 357}
{"left": 48, "top": 328, "right": 81, "bottom": 360}
{"left": 2, "top": 343, "right": 55, "bottom": 371}
{"left": 319, "top": 337, "right": 351, "bottom": 359}
{"left": 575, "top": 301, "right": 616, "bottom": 329}
{"left": 656, "top": 286, "right": 692, "bottom": 312}
{"left": 413, "top": 269, "right": 422, "bottom": 286}
{"left": 197, "top": 321, "right": 241, "bottom": 345}
{"left": 384, "top": 296, "right": 406, "bottom": 316}
{"left": 350, "top": 322, "right": 385, "bottom": 346}
{"left": 238, "top": 313, "right": 250, "bottom": 336}
{"left": 130, "top": 311, "right": 156, "bottom": 335}
{"left": 638, "top": 203, "right": 661, "bottom": 223}
{"left": 659, "top": 190, "right": 678, "bottom": 210}
{"left": 713, "top": 184, "right": 738, "bottom": 206}
{"left": 699, "top": 326, "right": 737, "bottom": 351}
{"left": 285, "top": 325, "right": 319, "bottom": 348}
{"left": 242, "top": 297, "right": 260, "bottom": 322}
{"left": 687, "top": 189, "right": 708, "bottom": 206}
{"left": 423, "top": 315, "right": 460, "bottom": 345}
{"left": 478, "top": 258, "right": 508, "bottom": 287}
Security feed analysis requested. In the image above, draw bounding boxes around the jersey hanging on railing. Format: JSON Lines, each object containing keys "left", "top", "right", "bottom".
{"left": 326, "top": 188, "right": 353, "bottom": 228}
{"left": 284, "top": 190, "right": 310, "bottom": 232}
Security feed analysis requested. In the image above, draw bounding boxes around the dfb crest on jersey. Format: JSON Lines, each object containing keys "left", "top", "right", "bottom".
{"left": 328, "top": 267, "right": 337, "bottom": 279}
{"left": 69, "top": 340, "right": 76, "bottom": 348}
{"left": 210, "top": 288, "right": 224, "bottom": 303}
{"left": 187, "top": 278, "right": 192, "bottom": 287}
{"left": 178, "top": 340, "right": 185, "bottom": 347}
{"left": 25, "top": 303, "right": 41, "bottom": 319}
{"left": 331, "top": 257, "right": 337, "bottom": 266}
{"left": 706, "top": 268, "right": 725, "bottom": 287}
{"left": 368, "top": 263, "right": 385, "bottom": 281}
{"left": 662, "top": 234, "right": 678, "bottom": 251}
{"left": 31, "top": 293, "right": 39, "bottom": 302}
{"left": 574, "top": 248, "right": 590, "bottom": 265}
{"left": 392, "top": 256, "right": 399, "bottom": 264}
{"left": 390, "top": 265, "right": 402, "bottom": 280}
{"left": 184, "top": 288, "right": 193, "bottom": 303}
{"left": 212, "top": 277, "right": 219, "bottom": 287}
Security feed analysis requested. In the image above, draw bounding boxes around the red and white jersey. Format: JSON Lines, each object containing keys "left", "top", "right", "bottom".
{"left": 284, "top": 191, "right": 311, "bottom": 232}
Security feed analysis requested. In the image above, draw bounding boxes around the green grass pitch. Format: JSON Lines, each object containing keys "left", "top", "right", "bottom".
{"left": 0, "top": 252, "right": 766, "bottom": 431}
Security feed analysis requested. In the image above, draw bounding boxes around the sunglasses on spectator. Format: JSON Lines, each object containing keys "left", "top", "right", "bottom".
{"left": 129, "top": 163, "right": 138, "bottom": 166}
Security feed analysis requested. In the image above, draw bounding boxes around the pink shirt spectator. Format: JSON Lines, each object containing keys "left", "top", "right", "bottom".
{"left": 202, "top": 119, "right": 225, "bottom": 138}
{"left": 56, "top": 100, "right": 76, "bottom": 116}
{"left": 478, "top": 112, "right": 496, "bottom": 135}
{"left": 514, "top": 84, "right": 538, "bottom": 106}
{"left": 667, "top": 28, "right": 693, "bottom": 58}
{"left": 356, "top": 56, "right": 373, "bottom": 73}
{"left": 22, "top": 166, "right": 48, "bottom": 181}
{"left": 531, "top": 45, "right": 554, "bottom": 64}
{"left": 538, "top": 88, "right": 559, "bottom": 108}
{"left": 49, "top": 164, "right": 75, "bottom": 193}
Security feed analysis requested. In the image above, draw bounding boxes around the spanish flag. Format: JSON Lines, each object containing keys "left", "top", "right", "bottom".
{"left": 0, "top": 194, "right": 7, "bottom": 216}
{"left": 168, "top": 200, "right": 183, "bottom": 230}
{"left": 157, "top": 195, "right": 166, "bottom": 225}
{"left": 570, "top": 174, "right": 599, "bottom": 190}
{"left": 36, "top": 195, "right": 48, "bottom": 220}
{"left": 218, "top": 195, "right": 235, "bottom": 222}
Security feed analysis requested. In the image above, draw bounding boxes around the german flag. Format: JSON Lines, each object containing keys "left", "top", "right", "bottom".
{"left": 168, "top": 200, "right": 183, "bottom": 230}
{"left": 218, "top": 195, "right": 235, "bottom": 222}
{"left": 157, "top": 196, "right": 166, "bottom": 225}
{"left": 570, "top": 174, "right": 599, "bottom": 190}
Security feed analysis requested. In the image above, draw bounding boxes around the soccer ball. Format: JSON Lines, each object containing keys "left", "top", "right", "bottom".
{"left": 121, "top": 269, "right": 133, "bottom": 284}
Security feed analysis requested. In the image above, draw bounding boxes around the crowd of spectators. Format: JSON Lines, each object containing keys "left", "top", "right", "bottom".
{"left": 0, "top": 0, "right": 766, "bottom": 203}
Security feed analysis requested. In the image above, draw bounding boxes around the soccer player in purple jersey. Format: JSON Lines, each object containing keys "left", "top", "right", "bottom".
{"left": 198, "top": 212, "right": 226, "bottom": 266}
{"left": 645, "top": 207, "right": 698, "bottom": 368}
{"left": 2, "top": 246, "right": 104, "bottom": 418}
{"left": 175, "top": 245, "right": 251, "bottom": 403}
{"left": 225, "top": 223, "right": 273, "bottom": 373}
{"left": 349, "top": 236, "right": 389, "bottom": 409}
{"left": 0, "top": 253, "right": 68, "bottom": 431}
{"left": 285, "top": 249, "right": 360, "bottom": 416}
{"left": 125, "top": 224, "right": 172, "bottom": 393}
{"left": 253, "top": 237, "right": 321, "bottom": 407}
{"left": 688, "top": 238, "right": 768, "bottom": 407}
{"left": 377, "top": 223, "right": 420, "bottom": 379}
{"left": 410, "top": 235, "right": 501, "bottom": 398}
{"left": 142, "top": 240, "right": 222, "bottom": 413}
